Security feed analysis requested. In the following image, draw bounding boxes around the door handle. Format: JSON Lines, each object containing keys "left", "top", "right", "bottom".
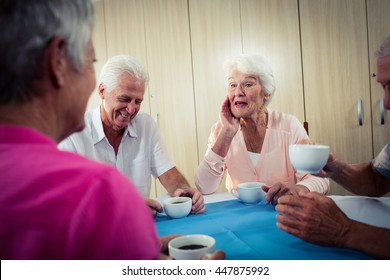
{"left": 380, "top": 97, "right": 385, "bottom": 125}
{"left": 357, "top": 99, "right": 363, "bottom": 126}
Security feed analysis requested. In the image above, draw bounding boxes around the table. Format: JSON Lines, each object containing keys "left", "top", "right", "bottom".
{"left": 155, "top": 193, "right": 390, "bottom": 260}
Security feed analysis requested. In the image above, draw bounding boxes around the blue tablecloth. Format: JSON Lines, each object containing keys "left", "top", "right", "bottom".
{"left": 155, "top": 199, "right": 372, "bottom": 260}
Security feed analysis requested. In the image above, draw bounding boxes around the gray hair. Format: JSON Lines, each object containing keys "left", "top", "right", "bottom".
{"left": 224, "top": 53, "right": 275, "bottom": 106}
{"left": 376, "top": 35, "right": 390, "bottom": 58}
{"left": 0, "top": 0, "right": 94, "bottom": 104}
{"left": 98, "top": 55, "right": 149, "bottom": 93}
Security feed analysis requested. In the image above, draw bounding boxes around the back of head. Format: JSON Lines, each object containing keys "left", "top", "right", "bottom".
{"left": 98, "top": 55, "right": 149, "bottom": 93}
{"left": 0, "top": 0, "right": 94, "bottom": 105}
{"left": 376, "top": 35, "right": 390, "bottom": 58}
{"left": 223, "top": 53, "right": 275, "bottom": 106}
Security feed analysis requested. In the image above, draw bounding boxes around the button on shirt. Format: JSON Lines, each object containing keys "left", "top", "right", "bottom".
{"left": 58, "top": 107, "right": 175, "bottom": 197}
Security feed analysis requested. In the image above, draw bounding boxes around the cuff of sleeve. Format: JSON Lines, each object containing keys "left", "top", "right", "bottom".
{"left": 298, "top": 177, "right": 330, "bottom": 194}
{"left": 204, "top": 149, "right": 226, "bottom": 174}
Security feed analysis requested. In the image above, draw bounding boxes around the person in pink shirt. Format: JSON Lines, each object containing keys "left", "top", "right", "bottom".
{"left": 195, "top": 54, "right": 329, "bottom": 204}
{"left": 0, "top": 0, "right": 224, "bottom": 260}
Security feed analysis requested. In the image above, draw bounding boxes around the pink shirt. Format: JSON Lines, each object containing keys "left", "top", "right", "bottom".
{"left": 195, "top": 109, "right": 329, "bottom": 194}
{"left": 0, "top": 125, "right": 160, "bottom": 259}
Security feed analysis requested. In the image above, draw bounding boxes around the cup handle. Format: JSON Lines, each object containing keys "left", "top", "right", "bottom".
{"left": 230, "top": 188, "right": 239, "bottom": 198}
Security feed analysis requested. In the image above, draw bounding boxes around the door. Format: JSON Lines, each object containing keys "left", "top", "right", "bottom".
{"left": 143, "top": 0, "right": 198, "bottom": 197}
{"left": 300, "top": 0, "right": 372, "bottom": 195}
{"left": 367, "top": 0, "right": 390, "bottom": 156}
{"left": 241, "top": 0, "right": 305, "bottom": 122}
{"left": 189, "top": 0, "right": 242, "bottom": 192}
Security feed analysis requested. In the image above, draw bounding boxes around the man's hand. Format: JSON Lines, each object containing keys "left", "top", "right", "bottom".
{"left": 144, "top": 197, "right": 163, "bottom": 216}
{"left": 173, "top": 187, "right": 206, "bottom": 214}
{"left": 262, "top": 183, "right": 309, "bottom": 205}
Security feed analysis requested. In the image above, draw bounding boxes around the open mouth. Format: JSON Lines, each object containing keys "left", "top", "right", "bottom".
{"left": 118, "top": 111, "right": 130, "bottom": 120}
{"left": 234, "top": 101, "right": 248, "bottom": 108}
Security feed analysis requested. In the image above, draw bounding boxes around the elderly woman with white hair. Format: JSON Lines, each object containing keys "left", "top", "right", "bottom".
{"left": 195, "top": 54, "right": 329, "bottom": 204}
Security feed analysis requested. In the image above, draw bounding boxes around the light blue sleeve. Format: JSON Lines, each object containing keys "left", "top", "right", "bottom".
{"left": 372, "top": 142, "right": 390, "bottom": 178}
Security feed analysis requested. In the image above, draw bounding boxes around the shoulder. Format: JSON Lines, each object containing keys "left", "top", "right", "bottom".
{"left": 81, "top": 108, "right": 101, "bottom": 134}
{"left": 385, "top": 142, "right": 390, "bottom": 155}
{"left": 56, "top": 149, "right": 116, "bottom": 177}
{"left": 57, "top": 151, "right": 160, "bottom": 259}
{"left": 131, "top": 111, "right": 159, "bottom": 135}
{"left": 268, "top": 109, "right": 302, "bottom": 129}
{"left": 134, "top": 111, "right": 155, "bottom": 125}
{"left": 60, "top": 109, "right": 98, "bottom": 145}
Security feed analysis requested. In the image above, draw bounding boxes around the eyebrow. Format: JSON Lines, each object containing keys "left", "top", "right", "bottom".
{"left": 228, "top": 75, "right": 258, "bottom": 81}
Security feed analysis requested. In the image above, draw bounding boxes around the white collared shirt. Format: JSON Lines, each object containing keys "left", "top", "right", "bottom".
{"left": 58, "top": 106, "right": 175, "bottom": 197}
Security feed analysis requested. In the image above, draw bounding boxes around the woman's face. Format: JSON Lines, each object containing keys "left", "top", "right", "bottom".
{"left": 227, "top": 68, "right": 267, "bottom": 119}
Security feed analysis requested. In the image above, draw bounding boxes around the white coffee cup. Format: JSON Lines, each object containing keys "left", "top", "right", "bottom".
{"left": 168, "top": 234, "right": 215, "bottom": 260}
{"left": 289, "top": 144, "right": 330, "bottom": 173}
{"left": 230, "top": 182, "right": 266, "bottom": 204}
{"left": 163, "top": 196, "right": 192, "bottom": 219}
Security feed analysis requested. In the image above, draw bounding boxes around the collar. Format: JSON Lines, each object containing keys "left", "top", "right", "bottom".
{"left": 90, "top": 106, "right": 138, "bottom": 145}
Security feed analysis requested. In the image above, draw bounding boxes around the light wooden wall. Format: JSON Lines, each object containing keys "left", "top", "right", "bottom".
{"left": 91, "top": 0, "right": 390, "bottom": 197}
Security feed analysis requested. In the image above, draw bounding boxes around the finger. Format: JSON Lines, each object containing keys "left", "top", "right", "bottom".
{"left": 146, "top": 198, "right": 163, "bottom": 213}
{"left": 275, "top": 202, "right": 312, "bottom": 222}
{"left": 150, "top": 208, "right": 157, "bottom": 217}
{"left": 149, "top": 203, "right": 163, "bottom": 213}
{"left": 265, "top": 186, "right": 281, "bottom": 204}
{"left": 191, "top": 196, "right": 205, "bottom": 213}
{"left": 193, "top": 204, "right": 206, "bottom": 214}
{"left": 276, "top": 220, "right": 302, "bottom": 237}
{"left": 202, "top": 250, "right": 226, "bottom": 260}
{"left": 272, "top": 188, "right": 291, "bottom": 205}
{"left": 277, "top": 193, "right": 307, "bottom": 208}
{"left": 159, "top": 253, "right": 174, "bottom": 260}
{"left": 190, "top": 193, "right": 205, "bottom": 213}
{"left": 159, "top": 234, "right": 181, "bottom": 253}
{"left": 261, "top": 185, "right": 271, "bottom": 192}
{"left": 173, "top": 188, "right": 186, "bottom": 197}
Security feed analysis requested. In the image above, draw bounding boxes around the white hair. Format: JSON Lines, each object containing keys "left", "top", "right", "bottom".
{"left": 376, "top": 35, "right": 390, "bottom": 58}
{"left": 98, "top": 55, "right": 149, "bottom": 93}
{"left": 224, "top": 53, "right": 275, "bottom": 106}
{"left": 0, "top": 0, "right": 94, "bottom": 104}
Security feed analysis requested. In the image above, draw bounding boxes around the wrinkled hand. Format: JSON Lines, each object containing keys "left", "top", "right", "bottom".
{"left": 144, "top": 197, "right": 163, "bottom": 216}
{"left": 275, "top": 192, "right": 352, "bottom": 247}
{"left": 159, "top": 234, "right": 181, "bottom": 260}
{"left": 202, "top": 250, "right": 226, "bottom": 260}
{"left": 262, "top": 183, "right": 290, "bottom": 205}
{"left": 173, "top": 187, "right": 206, "bottom": 214}
{"left": 219, "top": 96, "right": 240, "bottom": 136}
{"left": 288, "top": 184, "right": 310, "bottom": 196}
{"left": 262, "top": 183, "right": 309, "bottom": 205}
{"left": 315, "top": 151, "right": 340, "bottom": 178}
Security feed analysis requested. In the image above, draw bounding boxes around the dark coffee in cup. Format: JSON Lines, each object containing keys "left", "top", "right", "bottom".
{"left": 169, "top": 234, "right": 215, "bottom": 259}
{"left": 178, "top": 244, "right": 207, "bottom": 250}
{"left": 171, "top": 201, "right": 185, "bottom": 204}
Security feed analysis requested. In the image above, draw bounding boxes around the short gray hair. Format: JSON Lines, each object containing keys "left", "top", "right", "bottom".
{"left": 0, "top": 0, "right": 94, "bottom": 104}
{"left": 224, "top": 53, "right": 275, "bottom": 106}
{"left": 98, "top": 55, "right": 149, "bottom": 93}
{"left": 376, "top": 35, "right": 390, "bottom": 58}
